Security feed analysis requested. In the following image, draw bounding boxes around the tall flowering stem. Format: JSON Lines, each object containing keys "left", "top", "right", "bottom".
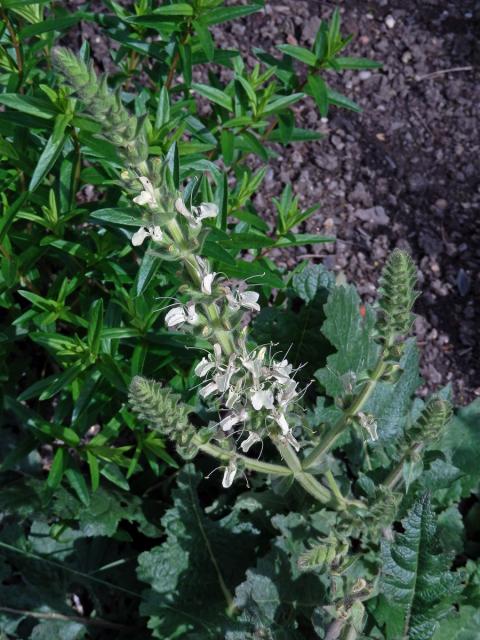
{"left": 53, "top": 48, "right": 355, "bottom": 507}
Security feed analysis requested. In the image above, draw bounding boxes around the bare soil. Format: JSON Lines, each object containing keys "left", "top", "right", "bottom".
{"left": 70, "top": 0, "right": 480, "bottom": 404}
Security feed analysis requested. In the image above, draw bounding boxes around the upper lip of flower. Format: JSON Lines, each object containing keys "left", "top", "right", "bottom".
{"left": 133, "top": 176, "right": 157, "bottom": 209}
{"left": 131, "top": 225, "right": 163, "bottom": 246}
{"left": 175, "top": 198, "right": 219, "bottom": 228}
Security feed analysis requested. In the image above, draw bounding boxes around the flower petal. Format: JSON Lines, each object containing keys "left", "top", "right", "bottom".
{"left": 240, "top": 432, "right": 261, "bottom": 453}
{"left": 131, "top": 227, "right": 150, "bottom": 246}
{"left": 199, "top": 381, "right": 218, "bottom": 398}
{"left": 197, "top": 202, "right": 218, "bottom": 220}
{"left": 165, "top": 306, "right": 186, "bottom": 327}
{"left": 239, "top": 291, "right": 260, "bottom": 312}
{"left": 201, "top": 272, "right": 216, "bottom": 295}
{"left": 222, "top": 459, "right": 237, "bottom": 488}
{"left": 251, "top": 388, "right": 275, "bottom": 411}
{"left": 194, "top": 357, "right": 216, "bottom": 377}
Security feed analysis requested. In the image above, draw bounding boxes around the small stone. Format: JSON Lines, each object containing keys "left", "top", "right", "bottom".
{"left": 359, "top": 70, "right": 372, "bottom": 80}
{"left": 385, "top": 15, "right": 396, "bottom": 29}
{"left": 402, "top": 51, "right": 412, "bottom": 64}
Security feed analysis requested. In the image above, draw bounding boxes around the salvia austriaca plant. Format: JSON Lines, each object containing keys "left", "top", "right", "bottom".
{"left": 48, "top": 46, "right": 466, "bottom": 640}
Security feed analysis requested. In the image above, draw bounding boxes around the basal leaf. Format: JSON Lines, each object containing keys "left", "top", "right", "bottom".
{"left": 136, "top": 465, "right": 259, "bottom": 638}
{"left": 379, "top": 495, "right": 463, "bottom": 640}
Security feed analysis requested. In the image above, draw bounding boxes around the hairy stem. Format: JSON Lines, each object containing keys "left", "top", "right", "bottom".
{"left": 195, "top": 437, "right": 292, "bottom": 476}
{"left": 274, "top": 439, "right": 334, "bottom": 505}
{"left": 384, "top": 443, "right": 422, "bottom": 490}
{"left": 302, "top": 354, "right": 388, "bottom": 470}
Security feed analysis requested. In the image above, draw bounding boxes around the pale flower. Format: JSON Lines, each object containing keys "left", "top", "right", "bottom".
{"left": 195, "top": 357, "right": 216, "bottom": 378}
{"left": 133, "top": 177, "right": 157, "bottom": 209}
{"left": 175, "top": 198, "right": 218, "bottom": 228}
{"left": 250, "top": 388, "right": 275, "bottom": 411}
{"left": 271, "top": 359, "right": 293, "bottom": 383}
{"left": 201, "top": 272, "right": 217, "bottom": 295}
{"left": 240, "top": 431, "right": 261, "bottom": 453}
{"left": 358, "top": 412, "right": 378, "bottom": 441}
{"left": 199, "top": 381, "right": 218, "bottom": 398}
{"left": 222, "top": 459, "right": 237, "bottom": 488}
{"left": 271, "top": 411, "right": 290, "bottom": 435}
{"left": 219, "top": 409, "right": 247, "bottom": 432}
{"left": 282, "top": 429, "right": 300, "bottom": 452}
{"left": 131, "top": 225, "right": 163, "bottom": 247}
{"left": 226, "top": 289, "right": 261, "bottom": 313}
{"left": 165, "top": 306, "right": 186, "bottom": 327}
{"left": 214, "top": 356, "right": 238, "bottom": 393}
{"left": 165, "top": 304, "right": 198, "bottom": 329}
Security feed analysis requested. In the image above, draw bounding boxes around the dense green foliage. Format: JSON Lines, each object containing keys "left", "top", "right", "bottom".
{"left": 1, "top": 2, "right": 479, "bottom": 639}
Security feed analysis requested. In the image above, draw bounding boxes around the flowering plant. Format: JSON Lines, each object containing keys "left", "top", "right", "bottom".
{"left": 1, "top": 4, "right": 479, "bottom": 640}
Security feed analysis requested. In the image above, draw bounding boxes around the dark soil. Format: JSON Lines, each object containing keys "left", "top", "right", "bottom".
{"left": 213, "top": 0, "right": 480, "bottom": 404}
{"left": 71, "top": 0, "right": 480, "bottom": 404}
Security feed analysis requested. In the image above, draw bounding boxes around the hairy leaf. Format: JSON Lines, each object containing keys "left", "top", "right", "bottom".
{"left": 379, "top": 495, "right": 463, "bottom": 640}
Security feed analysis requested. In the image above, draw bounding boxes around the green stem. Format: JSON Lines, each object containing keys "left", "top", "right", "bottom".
{"left": 302, "top": 354, "right": 388, "bottom": 470}
{"left": 384, "top": 443, "right": 422, "bottom": 490}
{"left": 165, "top": 217, "right": 234, "bottom": 355}
{"left": 195, "top": 437, "right": 292, "bottom": 476}
{"left": 274, "top": 439, "right": 333, "bottom": 505}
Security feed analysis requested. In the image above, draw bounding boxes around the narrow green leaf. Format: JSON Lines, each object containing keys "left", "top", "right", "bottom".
{"left": 277, "top": 44, "right": 317, "bottom": 66}
{"left": 220, "top": 129, "right": 234, "bottom": 165}
{"left": 19, "top": 13, "right": 93, "bottom": 38}
{"left": 203, "top": 4, "right": 262, "bottom": 25}
{"left": 91, "top": 207, "right": 140, "bottom": 227}
{"left": 306, "top": 74, "right": 328, "bottom": 117}
{"left": 191, "top": 82, "right": 233, "bottom": 111}
{"left": 327, "top": 87, "right": 362, "bottom": 112}
{"left": 194, "top": 19, "right": 214, "bottom": 61}
{"left": 0, "top": 94, "right": 56, "bottom": 119}
{"left": 262, "top": 92, "right": 305, "bottom": 115}
{"left": 65, "top": 467, "right": 90, "bottom": 506}
{"left": 47, "top": 448, "right": 65, "bottom": 489}
{"left": 87, "top": 451, "right": 100, "bottom": 491}
{"left": 155, "top": 86, "right": 170, "bottom": 129}
{"left": 87, "top": 299, "right": 104, "bottom": 358}
{"left": 334, "top": 56, "right": 382, "bottom": 70}
{"left": 29, "top": 113, "right": 70, "bottom": 192}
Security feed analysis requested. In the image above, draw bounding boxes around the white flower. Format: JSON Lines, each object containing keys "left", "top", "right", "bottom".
{"left": 226, "top": 289, "right": 260, "bottom": 313}
{"left": 214, "top": 354, "right": 238, "bottom": 393}
{"left": 133, "top": 177, "right": 157, "bottom": 208}
{"left": 276, "top": 379, "right": 298, "bottom": 409}
{"left": 240, "top": 432, "right": 261, "bottom": 453}
{"left": 201, "top": 272, "right": 217, "bottom": 295}
{"left": 225, "top": 383, "right": 242, "bottom": 409}
{"left": 165, "top": 304, "right": 198, "bottom": 329}
{"left": 165, "top": 306, "right": 186, "bottom": 327}
{"left": 250, "top": 388, "right": 275, "bottom": 411}
{"left": 271, "top": 411, "right": 290, "bottom": 435}
{"left": 219, "top": 409, "right": 247, "bottom": 432}
{"left": 199, "top": 381, "right": 218, "bottom": 398}
{"left": 282, "top": 430, "right": 300, "bottom": 452}
{"left": 195, "top": 357, "right": 216, "bottom": 378}
{"left": 186, "top": 305, "right": 199, "bottom": 325}
{"left": 222, "top": 459, "right": 237, "bottom": 488}
{"left": 271, "top": 359, "right": 293, "bottom": 383}
{"left": 131, "top": 225, "right": 163, "bottom": 247}
{"left": 175, "top": 198, "right": 218, "bottom": 228}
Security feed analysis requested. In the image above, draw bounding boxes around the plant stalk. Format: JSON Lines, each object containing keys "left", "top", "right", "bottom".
{"left": 302, "top": 354, "right": 388, "bottom": 470}
{"left": 274, "top": 439, "right": 334, "bottom": 505}
{"left": 195, "top": 438, "right": 292, "bottom": 476}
